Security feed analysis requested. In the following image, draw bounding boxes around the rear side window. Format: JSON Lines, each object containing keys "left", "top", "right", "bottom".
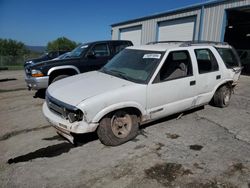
{"left": 92, "top": 43, "right": 110, "bottom": 57}
{"left": 216, "top": 48, "right": 240, "bottom": 68}
{"left": 195, "top": 49, "right": 219, "bottom": 74}
{"left": 113, "top": 42, "right": 132, "bottom": 54}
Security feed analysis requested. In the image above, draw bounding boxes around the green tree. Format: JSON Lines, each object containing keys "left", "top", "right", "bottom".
{"left": 47, "top": 37, "right": 78, "bottom": 51}
{"left": 0, "top": 38, "right": 29, "bottom": 56}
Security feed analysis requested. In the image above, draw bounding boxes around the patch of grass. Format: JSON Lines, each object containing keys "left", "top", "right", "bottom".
{"left": 6, "top": 66, "right": 24, "bottom": 70}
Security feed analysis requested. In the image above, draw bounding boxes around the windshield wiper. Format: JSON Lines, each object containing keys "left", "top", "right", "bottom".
{"left": 109, "top": 69, "right": 130, "bottom": 81}
{"left": 100, "top": 67, "right": 110, "bottom": 74}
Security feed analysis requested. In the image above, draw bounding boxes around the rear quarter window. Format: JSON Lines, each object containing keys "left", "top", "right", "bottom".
{"left": 216, "top": 48, "right": 241, "bottom": 68}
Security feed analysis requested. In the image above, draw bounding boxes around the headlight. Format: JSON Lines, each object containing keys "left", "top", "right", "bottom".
{"left": 31, "top": 69, "right": 44, "bottom": 77}
{"left": 67, "top": 110, "right": 83, "bottom": 123}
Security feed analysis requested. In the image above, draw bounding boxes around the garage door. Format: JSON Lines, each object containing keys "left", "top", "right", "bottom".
{"left": 158, "top": 17, "right": 196, "bottom": 41}
{"left": 119, "top": 26, "right": 142, "bottom": 46}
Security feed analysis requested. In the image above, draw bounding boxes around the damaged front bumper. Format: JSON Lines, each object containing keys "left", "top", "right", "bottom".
{"left": 42, "top": 102, "right": 99, "bottom": 144}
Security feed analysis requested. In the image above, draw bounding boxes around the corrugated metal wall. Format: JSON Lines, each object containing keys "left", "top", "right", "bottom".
{"left": 112, "top": 9, "right": 201, "bottom": 44}
{"left": 112, "top": 0, "right": 250, "bottom": 44}
{"left": 202, "top": 0, "right": 250, "bottom": 41}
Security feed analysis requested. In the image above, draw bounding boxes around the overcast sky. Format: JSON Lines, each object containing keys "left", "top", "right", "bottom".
{"left": 0, "top": 0, "right": 208, "bottom": 46}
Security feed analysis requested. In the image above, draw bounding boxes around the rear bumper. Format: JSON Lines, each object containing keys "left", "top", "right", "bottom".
{"left": 42, "top": 102, "right": 98, "bottom": 143}
{"left": 25, "top": 76, "right": 49, "bottom": 90}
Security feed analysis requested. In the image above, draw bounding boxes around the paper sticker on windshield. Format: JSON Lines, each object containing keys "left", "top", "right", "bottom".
{"left": 143, "top": 54, "right": 161, "bottom": 59}
{"left": 81, "top": 45, "right": 88, "bottom": 49}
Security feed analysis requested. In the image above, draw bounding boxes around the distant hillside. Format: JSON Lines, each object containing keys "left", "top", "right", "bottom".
{"left": 25, "top": 45, "right": 46, "bottom": 53}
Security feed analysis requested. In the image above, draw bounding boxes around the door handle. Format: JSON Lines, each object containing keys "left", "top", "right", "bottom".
{"left": 216, "top": 75, "right": 221, "bottom": 80}
{"left": 190, "top": 80, "right": 196, "bottom": 86}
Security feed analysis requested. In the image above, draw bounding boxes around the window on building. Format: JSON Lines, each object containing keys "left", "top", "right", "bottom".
{"left": 195, "top": 49, "right": 219, "bottom": 74}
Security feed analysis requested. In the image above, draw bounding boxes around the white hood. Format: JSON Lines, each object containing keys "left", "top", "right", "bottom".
{"left": 47, "top": 71, "right": 134, "bottom": 106}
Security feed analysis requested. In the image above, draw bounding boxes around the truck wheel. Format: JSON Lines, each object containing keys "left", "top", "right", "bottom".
{"left": 213, "top": 85, "right": 232, "bottom": 108}
{"left": 51, "top": 75, "right": 69, "bottom": 83}
{"left": 97, "top": 110, "right": 139, "bottom": 146}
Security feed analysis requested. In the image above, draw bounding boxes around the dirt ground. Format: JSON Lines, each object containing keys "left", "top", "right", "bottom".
{"left": 0, "top": 70, "right": 250, "bottom": 188}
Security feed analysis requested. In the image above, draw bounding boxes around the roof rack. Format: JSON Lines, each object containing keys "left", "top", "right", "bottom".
{"left": 147, "top": 40, "right": 229, "bottom": 47}
{"left": 146, "top": 41, "right": 185, "bottom": 45}
{"left": 181, "top": 40, "right": 229, "bottom": 47}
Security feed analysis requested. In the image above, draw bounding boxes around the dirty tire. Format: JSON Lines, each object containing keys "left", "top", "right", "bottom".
{"left": 213, "top": 85, "right": 232, "bottom": 108}
{"left": 51, "top": 75, "right": 69, "bottom": 83}
{"left": 97, "top": 111, "right": 139, "bottom": 146}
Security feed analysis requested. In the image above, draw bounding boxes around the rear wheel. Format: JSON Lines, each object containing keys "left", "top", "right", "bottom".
{"left": 213, "top": 85, "right": 232, "bottom": 108}
{"left": 97, "top": 110, "right": 139, "bottom": 146}
{"left": 51, "top": 74, "right": 69, "bottom": 83}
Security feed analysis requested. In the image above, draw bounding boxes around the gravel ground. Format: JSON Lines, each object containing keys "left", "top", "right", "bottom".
{"left": 0, "top": 70, "right": 250, "bottom": 188}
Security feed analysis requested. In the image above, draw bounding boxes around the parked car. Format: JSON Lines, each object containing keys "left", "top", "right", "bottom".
{"left": 24, "top": 50, "right": 69, "bottom": 67}
{"left": 237, "top": 49, "right": 250, "bottom": 73}
{"left": 24, "top": 40, "right": 133, "bottom": 90}
{"left": 43, "top": 41, "right": 242, "bottom": 146}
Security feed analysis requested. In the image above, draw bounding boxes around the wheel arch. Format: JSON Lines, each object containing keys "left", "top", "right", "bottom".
{"left": 48, "top": 66, "right": 80, "bottom": 84}
{"left": 213, "top": 79, "right": 234, "bottom": 95}
{"left": 92, "top": 102, "right": 146, "bottom": 124}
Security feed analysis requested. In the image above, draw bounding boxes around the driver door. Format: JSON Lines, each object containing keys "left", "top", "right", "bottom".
{"left": 81, "top": 43, "right": 112, "bottom": 72}
{"left": 147, "top": 50, "right": 197, "bottom": 120}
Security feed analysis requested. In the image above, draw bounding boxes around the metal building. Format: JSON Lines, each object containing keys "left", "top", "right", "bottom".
{"left": 111, "top": 0, "right": 250, "bottom": 51}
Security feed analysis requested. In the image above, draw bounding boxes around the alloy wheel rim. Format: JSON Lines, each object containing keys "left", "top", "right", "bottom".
{"left": 111, "top": 113, "right": 132, "bottom": 138}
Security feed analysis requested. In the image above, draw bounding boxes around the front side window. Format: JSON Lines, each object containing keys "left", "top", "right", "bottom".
{"left": 69, "top": 43, "right": 89, "bottom": 58}
{"left": 100, "top": 49, "right": 164, "bottom": 84}
{"left": 216, "top": 48, "right": 240, "bottom": 68}
{"left": 195, "top": 49, "right": 219, "bottom": 74}
{"left": 155, "top": 50, "right": 193, "bottom": 82}
{"left": 92, "top": 43, "right": 110, "bottom": 57}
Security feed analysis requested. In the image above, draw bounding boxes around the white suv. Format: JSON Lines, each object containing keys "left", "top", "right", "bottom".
{"left": 43, "top": 41, "right": 242, "bottom": 146}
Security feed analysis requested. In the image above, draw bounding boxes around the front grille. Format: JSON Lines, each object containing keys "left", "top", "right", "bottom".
{"left": 46, "top": 96, "right": 67, "bottom": 118}
{"left": 47, "top": 99, "right": 66, "bottom": 117}
{"left": 46, "top": 92, "right": 82, "bottom": 122}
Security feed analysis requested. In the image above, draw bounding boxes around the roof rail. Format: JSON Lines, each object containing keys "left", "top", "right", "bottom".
{"left": 180, "top": 40, "right": 229, "bottom": 47}
{"left": 146, "top": 40, "right": 229, "bottom": 46}
{"left": 146, "top": 41, "right": 186, "bottom": 45}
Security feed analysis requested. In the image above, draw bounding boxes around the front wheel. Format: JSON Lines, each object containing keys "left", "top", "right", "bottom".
{"left": 97, "top": 110, "right": 139, "bottom": 146}
{"left": 213, "top": 85, "right": 232, "bottom": 108}
{"left": 51, "top": 74, "right": 69, "bottom": 83}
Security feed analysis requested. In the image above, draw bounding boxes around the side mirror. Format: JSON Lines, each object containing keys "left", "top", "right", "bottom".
{"left": 87, "top": 51, "right": 96, "bottom": 58}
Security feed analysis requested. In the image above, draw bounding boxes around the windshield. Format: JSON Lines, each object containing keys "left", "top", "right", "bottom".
{"left": 39, "top": 53, "right": 49, "bottom": 59}
{"left": 100, "top": 49, "right": 164, "bottom": 84}
{"left": 53, "top": 52, "right": 71, "bottom": 60}
{"left": 68, "top": 43, "right": 89, "bottom": 58}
